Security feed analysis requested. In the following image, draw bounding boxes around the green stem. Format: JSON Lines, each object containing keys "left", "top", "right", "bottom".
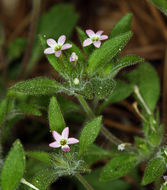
{"left": 77, "top": 95, "right": 122, "bottom": 145}
{"left": 75, "top": 174, "right": 94, "bottom": 190}
{"left": 77, "top": 95, "right": 94, "bottom": 119}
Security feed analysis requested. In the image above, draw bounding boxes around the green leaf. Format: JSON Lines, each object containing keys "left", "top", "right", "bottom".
{"left": 91, "top": 77, "right": 116, "bottom": 99}
{"left": 48, "top": 96, "right": 66, "bottom": 132}
{"left": 0, "top": 98, "right": 8, "bottom": 128}
{"left": 110, "top": 13, "right": 133, "bottom": 38}
{"left": 142, "top": 157, "right": 166, "bottom": 185}
{"left": 1, "top": 140, "right": 25, "bottom": 190}
{"left": 26, "top": 151, "right": 52, "bottom": 165}
{"left": 83, "top": 144, "right": 112, "bottom": 165}
{"left": 28, "top": 167, "right": 58, "bottom": 190}
{"left": 27, "top": 4, "right": 79, "bottom": 74}
{"left": 97, "top": 80, "right": 133, "bottom": 114}
{"left": 148, "top": 0, "right": 167, "bottom": 15}
{"left": 126, "top": 62, "right": 160, "bottom": 111}
{"left": 17, "top": 104, "right": 42, "bottom": 116}
{"left": 111, "top": 55, "right": 143, "bottom": 77}
{"left": 9, "top": 77, "right": 62, "bottom": 95}
{"left": 79, "top": 116, "right": 102, "bottom": 157}
{"left": 76, "top": 168, "right": 130, "bottom": 190}
{"left": 87, "top": 31, "right": 132, "bottom": 76}
{"left": 100, "top": 154, "right": 137, "bottom": 181}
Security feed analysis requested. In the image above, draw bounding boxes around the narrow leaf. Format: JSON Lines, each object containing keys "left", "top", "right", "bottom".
{"left": 9, "top": 77, "right": 62, "bottom": 95}
{"left": 1, "top": 140, "right": 25, "bottom": 190}
{"left": 100, "top": 154, "right": 137, "bottom": 181}
{"left": 48, "top": 96, "right": 66, "bottom": 133}
{"left": 110, "top": 13, "right": 133, "bottom": 38}
{"left": 83, "top": 144, "right": 112, "bottom": 165}
{"left": 111, "top": 55, "right": 143, "bottom": 77}
{"left": 26, "top": 151, "right": 52, "bottom": 165}
{"left": 28, "top": 168, "right": 58, "bottom": 190}
{"left": 88, "top": 32, "right": 132, "bottom": 75}
{"left": 142, "top": 157, "right": 166, "bottom": 185}
{"left": 18, "top": 104, "right": 42, "bottom": 116}
{"left": 126, "top": 62, "right": 160, "bottom": 111}
{"left": 79, "top": 116, "right": 102, "bottom": 157}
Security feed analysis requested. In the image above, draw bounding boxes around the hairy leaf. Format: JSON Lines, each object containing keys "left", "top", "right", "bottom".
{"left": 111, "top": 55, "right": 143, "bottom": 77}
{"left": 142, "top": 157, "right": 166, "bottom": 185}
{"left": 1, "top": 140, "right": 25, "bottom": 190}
{"left": 79, "top": 116, "right": 102, "bottom": 157}
{"left": 88, "top": 32, "right": 132, "bottom": 75}
{"left": 100, "top": 154, "right": 137, "bottom": 181}
{"left": 26, "top": 151, "right": 52, "bottom": 165}
{"left": 91, "top": 77, "right": 116, "bottom": 99}
{"left": 9, "top": 77, "right": 62, "bottom": 95}
{"left": 98, "top": 80, "right": 133, "bottom": 113}
{"left": 48, "top": 96, "right": 66, "bottom": 133}
{"left": 110, "top": 13, "right": 133, "bottom": 38}
{"left": 28, "top": 167, "right": 58, "bottom": 190}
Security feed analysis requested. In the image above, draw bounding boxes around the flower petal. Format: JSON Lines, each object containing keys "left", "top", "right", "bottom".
{"left": 62, "top": 127, "right": 69, "bottom": 138}
{"left": 93, "top": 41, "right": 101, "bottom": 48}
{"left": 100, "top": 35, "right": 108, "bottom": 41}
{"left": 68, "top": 138, "right": 79, "bottom": 145}
{"left": 49, "top": 141, "right": 60, "bottom": 148}
{"left": 52, "top": 131, "right": 61, "bottom": 141}
{"left": 47, "top": 39, "right": 57, "bottom": 47}
{"left": 55, "top": 51, "right": 62, "bottom": 57}
{"left": 83, "top": 38, "right": 92, "bottom": 47}
{"left": 62, "top": 43, "right": 72, "bottom": 50}
{"left": 62, "top": 145, "right": 70, "bottom": 152}
{"left": 44, "top": 48, "right": 54, "bottom": 54}
{"left": 96, "top": 30, "right": 104, "bottom": 35}
{"left": 58, "top": 35, "right": 66, "bottom": 45}
{"left": 86, "top": 29, "right": 95, "bottom": 37}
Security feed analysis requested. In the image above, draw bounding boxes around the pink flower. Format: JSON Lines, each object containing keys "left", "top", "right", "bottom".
{"left": 49, "top": 127, "right": 79, "bottom": 152}
{"left": 83, "top": 29, "right": 108, "bottom": 48}
{"left": 70, "top": 52, "right": 78, "bottom": 62}
{"left": 44, "top": 35, "right": 72, "bottom": 57}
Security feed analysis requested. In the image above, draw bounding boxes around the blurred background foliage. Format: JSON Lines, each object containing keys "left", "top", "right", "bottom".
{"left": 0, "top": 0, "right": 167, "bottom": 189}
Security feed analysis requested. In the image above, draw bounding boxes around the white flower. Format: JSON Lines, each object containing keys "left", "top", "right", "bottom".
{"left": 44, "top": 35, "right": 72, "bottom": 57}
{"left": 118, "top": 143, "right": 126, "bottom": 151}
{"left": 83, "top": 29, "right": 108, "bottom": 48}
{"left": 49, "top": 127, "right": 79, "bottom": 152}
{"left": 70, "top": 52, "right": 78, "bottom": 62}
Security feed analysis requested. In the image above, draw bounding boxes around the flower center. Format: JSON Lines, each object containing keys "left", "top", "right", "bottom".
{"left": 91, "top": 35, "right": 100, "bottom": 42}
{"left": 54, "top": 45, "right": 62, "bottom": 51}
{"left": 60, "top": 139, "right": 67, "bottom": 146}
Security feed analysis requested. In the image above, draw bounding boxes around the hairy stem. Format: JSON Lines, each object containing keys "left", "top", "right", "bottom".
{"left": 77, "top": 95, "right": 122, "bottom": 145}
{"left": 75, "top": 174, "right": 94, "bottom": 190}
{"left": 19, "top": 0, "right": 41, "bottom": 79}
